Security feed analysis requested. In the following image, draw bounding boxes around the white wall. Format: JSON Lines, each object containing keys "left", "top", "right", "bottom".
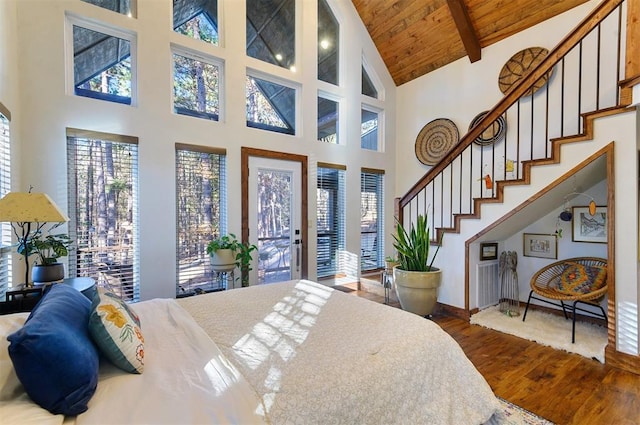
{"left": 4, "top": 0, "right": 397, "bottom": 300}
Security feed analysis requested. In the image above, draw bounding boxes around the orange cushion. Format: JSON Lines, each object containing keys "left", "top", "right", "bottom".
{"left": 557, "top": 262, "right": 607, "bottom": 295}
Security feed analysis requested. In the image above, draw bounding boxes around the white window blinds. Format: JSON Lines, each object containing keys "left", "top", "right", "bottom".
{"left": 0, "top": 106, "right": 11, "bottom": 296}
{"left": 175, "top": 144, "right": 227, "bottom": 296}
{"left": 317, "top": 163, "right": 345, "bottom": 277}
{"left": 67, "top": 129, "right": 139, "bottom": 301}
{"left": 360, "top": 168, "right": 384, "bottom": 271}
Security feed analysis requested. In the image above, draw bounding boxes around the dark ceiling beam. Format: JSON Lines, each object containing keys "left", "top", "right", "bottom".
{"left": 446, "top": 0, "right": 481, "bottom": 63}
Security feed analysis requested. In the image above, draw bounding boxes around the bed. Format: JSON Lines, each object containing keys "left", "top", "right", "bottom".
{"left": 1, "top": 279, "right": 501, "bottom": 424}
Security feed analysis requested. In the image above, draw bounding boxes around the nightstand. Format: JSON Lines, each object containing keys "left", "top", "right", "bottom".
{"left": 0, "top": 277, "right": 97, "bottom": 315}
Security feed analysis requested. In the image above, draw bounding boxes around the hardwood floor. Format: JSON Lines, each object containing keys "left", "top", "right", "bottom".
{"left": 346, "top": 285, "right": 640, "bottom": 425}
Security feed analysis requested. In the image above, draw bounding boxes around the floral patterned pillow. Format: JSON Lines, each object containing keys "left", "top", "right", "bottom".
{"left": 88, "top": 289, "right": 144, "bottom": 374}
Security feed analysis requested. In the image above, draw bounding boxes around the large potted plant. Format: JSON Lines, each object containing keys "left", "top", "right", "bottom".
{"left": 18, "top": 232, "right": 73, "bottom": 284}
{"left": 392, "top": 214, "right": 442, "bottom": 317}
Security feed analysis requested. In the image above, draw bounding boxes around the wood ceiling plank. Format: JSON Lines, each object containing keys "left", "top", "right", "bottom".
{"left": 351, "top": 0, "right": 595, "bottom": 85}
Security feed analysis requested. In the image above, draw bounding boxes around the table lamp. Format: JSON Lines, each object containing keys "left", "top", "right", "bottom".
{"left": 0, "top": 191, "right": 69, "bottom": 287}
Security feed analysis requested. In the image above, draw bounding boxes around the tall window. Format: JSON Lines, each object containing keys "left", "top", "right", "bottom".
{"left": 175, "top": 144, "right": 226, "bottom": 296}
{"left": 246, "top": 74, "right": 296, "bottom": 135}
{"left": 0, "top": 105, "right": 11, "bottom": 297}
{"left": 173, "top": 50, "right": 222, "bottom": 121}
{"left": 70, "top": 19, "right": 135, "bottom": 105}
{"left": 317, "top": 95, "right": 339, "bottom": 144}
{"left": 360, "top": 169, "right": 384, "bottom": 271}
{"left": 246, "top": 0, "right": 295, "bottom": 71}
{"left": 67, "top": 129, "right": 139, "bottom": 301}
{"left": 361, "top": 106, "right": 379, "bottom": 151}
{"left": 318, "top": 0, "right": 339, "bottom": 85}
{"left": 317, "top": 164, "right": 345, "bottom": 277}
{"left": 173, "top": 1, "right": 219, "bottom": 45}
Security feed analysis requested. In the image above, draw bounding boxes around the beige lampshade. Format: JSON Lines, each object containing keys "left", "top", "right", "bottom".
{"left": 0, "top": 192, "right": 69, "bottom": 223}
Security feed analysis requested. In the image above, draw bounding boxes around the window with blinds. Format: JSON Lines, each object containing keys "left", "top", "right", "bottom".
{"left": 0, "top": 106, "right": 11, "bottom": 298}
{"left": 360, "top": 169, "right": 384, "bottom": 271}
{"left": 317, "top": 164, "right": 345, "bottom": 277}
{"left": 67, "top": 129, "right": 139, "bottom": 301}
{"left": 175, "top": 144, "right": 226, "bottom": 296}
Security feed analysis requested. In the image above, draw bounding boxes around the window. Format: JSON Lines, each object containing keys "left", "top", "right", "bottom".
{"left": 82, "top": 0, "right": 135, "bottom": 17}
{"left": 67, "top": 129, "right": 139, "bottom": 301}
{"left": 362, "top": 65, "right": 378, "bottom": 98}
{"left": 318, "top": 0, "right": 339, "bottom": 85}
{"left": 70, "top": 20, "right": 135, "bottom": 105}
{"left": 246, "top": 74, "right": 296, "bottom": 135}
{"left": 360, "top": 169, "right": 384, "bottom": 271}
{"left": 246, "top": 0, "right": 295, "bottom": 71}
{"left": 317, "top": 95, "right": 339, "bottom": 144}
{"left": 0, "top": 105, "right": 11, "bottom": 297}
{"left": 317, "top": 164, "right": 345, "bottom": 277}
{"left": 175, "top": 144, "right": 226, "bottom": 296}
{"left": 173, "top": 1, "right": 219, "bottom": 45}
{"left": 361, "top": 106, "right": 379, "bottom": 151}
{"left": 173, "top": 50, "right": 222, "bottom": 121}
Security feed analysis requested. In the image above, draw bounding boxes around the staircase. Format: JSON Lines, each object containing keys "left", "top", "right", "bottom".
{"left": 397, "top": 0, "right": 632, "bottom": 244}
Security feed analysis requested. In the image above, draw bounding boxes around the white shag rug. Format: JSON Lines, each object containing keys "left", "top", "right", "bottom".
{"left": 471, "top": 305, "right": 607, "bottom": 363}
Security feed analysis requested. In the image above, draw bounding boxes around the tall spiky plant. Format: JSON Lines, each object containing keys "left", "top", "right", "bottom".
{"left": 392, "top": 214, "right": 441, "bottom": 272}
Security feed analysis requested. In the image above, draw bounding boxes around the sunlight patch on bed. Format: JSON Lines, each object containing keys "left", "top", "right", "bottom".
{"left": 232, "top": 280, "right": 333, "bottom": 415}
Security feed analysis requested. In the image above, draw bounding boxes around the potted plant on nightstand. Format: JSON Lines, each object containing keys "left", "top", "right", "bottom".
{"left": 392, "top": 214, "right": 442, "bottom": 317}
{"left": 18, "top": 232, "right": 73, "bottom": 284}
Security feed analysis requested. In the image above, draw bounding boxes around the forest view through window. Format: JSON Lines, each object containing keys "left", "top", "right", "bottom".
{"left": 176, "top": 145, "right": 226, "bottom": 296}
{"left": 67, "top": 130, "right": 139, "bottom": 301}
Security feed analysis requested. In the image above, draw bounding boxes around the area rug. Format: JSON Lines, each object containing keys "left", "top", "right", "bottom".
{"left": 486, "top": 398, "right": 554, "bottom": 425}
{"left": 471, "top": 305, "right": 606, "bottom": 362}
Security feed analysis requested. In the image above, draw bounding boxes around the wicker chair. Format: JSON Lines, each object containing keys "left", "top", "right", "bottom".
{"left": 522, "top": 257, "right": 608, "bottom": 343}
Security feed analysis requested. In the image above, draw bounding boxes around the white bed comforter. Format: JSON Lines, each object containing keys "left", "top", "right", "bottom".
{"left": 178, "top": 280, "right": 501, "bottom": 425}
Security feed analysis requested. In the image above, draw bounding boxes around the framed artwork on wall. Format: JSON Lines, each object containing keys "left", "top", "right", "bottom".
{"left": 523, "top": 233, "right": 557, "bottom": 259}
{"left": 480, "top": 242, "right": 498, "bottom": 260}
{"left": 572, "top": 206, "right": 607, "bottom": 243}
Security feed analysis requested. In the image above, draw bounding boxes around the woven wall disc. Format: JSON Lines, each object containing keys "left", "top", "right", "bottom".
{"left": 415, "top": 118, "right": 459, "bottom": 166}
{"left": 498, "top": 47, "right": 553, "bottom": 97}
{"left": 468, "top": 111, "right": 507, "bottom": 146}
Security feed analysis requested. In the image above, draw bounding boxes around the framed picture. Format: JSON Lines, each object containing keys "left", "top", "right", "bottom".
{"left": 572, "top": 205, "right": 607, "bottom": 243}
{"left": 480, "top": 242, "right": 498, "bottom": 260}
{"left": 523, "top": 233, "right": 557, "bottom": 259}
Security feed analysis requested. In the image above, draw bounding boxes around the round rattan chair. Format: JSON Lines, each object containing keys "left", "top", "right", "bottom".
{"left": 522, "top": 257, "right": 608, "bottom": 343}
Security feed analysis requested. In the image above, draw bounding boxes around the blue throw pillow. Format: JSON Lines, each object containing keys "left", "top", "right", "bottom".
{"left": 7, "top": 284, "right": 99, "bottom": 415}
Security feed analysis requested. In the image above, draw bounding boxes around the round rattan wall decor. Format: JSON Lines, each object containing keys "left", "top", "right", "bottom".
{"left": 415, "top": 118, "right": 459, "bottom": 166}
{"left": 468, "top": 111, "right": 507, "bottom": 146}
{"left": 498, "top": 47, "right": 553, "bottom": 97}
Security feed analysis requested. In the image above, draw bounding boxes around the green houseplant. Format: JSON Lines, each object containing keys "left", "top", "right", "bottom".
{"left": 392, "top": 214, "right": 442, "bottom": 316}
{"left": 206, "top": 233, "right": 257, "bottom": 287}
{"left": 18, "top": 232, "right": 73, "bottom": 283}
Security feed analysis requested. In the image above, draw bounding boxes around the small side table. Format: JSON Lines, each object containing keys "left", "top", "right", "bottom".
{"left": 381, "top": 267, "right": 394, "bottom": 305}
{"left": 63, "top": 277, "right": 97, "bottom": 299}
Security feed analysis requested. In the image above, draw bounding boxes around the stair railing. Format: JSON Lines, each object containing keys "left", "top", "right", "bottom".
{"left": 398, "top": 0, "right": 628, "bottom": 241}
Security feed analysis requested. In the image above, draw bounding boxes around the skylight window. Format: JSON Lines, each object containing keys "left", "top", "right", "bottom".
{"left": 71, "top": 23, "right": 134, "bottom": 105}
{"left": 246, "top": 75, "right": 295, "bottom": 135}
{"left": 173, "top": 10, "right": 219, "bottom": 45}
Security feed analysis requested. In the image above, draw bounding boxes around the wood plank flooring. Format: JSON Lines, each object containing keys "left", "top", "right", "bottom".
{"left": 346, "top": 284, "right": 640, "bottom": 425}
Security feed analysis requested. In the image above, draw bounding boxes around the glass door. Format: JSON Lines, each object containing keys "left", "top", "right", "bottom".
{"left": 248, "top": 157, "right": 302, "bottom": 284}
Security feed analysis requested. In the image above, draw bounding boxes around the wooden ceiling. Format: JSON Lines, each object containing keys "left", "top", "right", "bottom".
{"left": 351, "top": 0, "right": 590, "bottom": 86}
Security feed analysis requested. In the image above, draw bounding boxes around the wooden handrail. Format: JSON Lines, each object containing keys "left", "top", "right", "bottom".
{"left": 399, "top": 0, "right": 625, "bottom": 209}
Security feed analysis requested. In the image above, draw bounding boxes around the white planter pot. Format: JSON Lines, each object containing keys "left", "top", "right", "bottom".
{"left": 393, "top": 266, "right": 442, "bottom": 316}
{"left": 210, "top": 249, "right": 236, "bottom": 272}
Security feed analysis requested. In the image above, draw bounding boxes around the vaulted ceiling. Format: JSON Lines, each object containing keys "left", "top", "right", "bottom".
{"left": 351, "top": 0, "right": 591, "bottom": 86}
